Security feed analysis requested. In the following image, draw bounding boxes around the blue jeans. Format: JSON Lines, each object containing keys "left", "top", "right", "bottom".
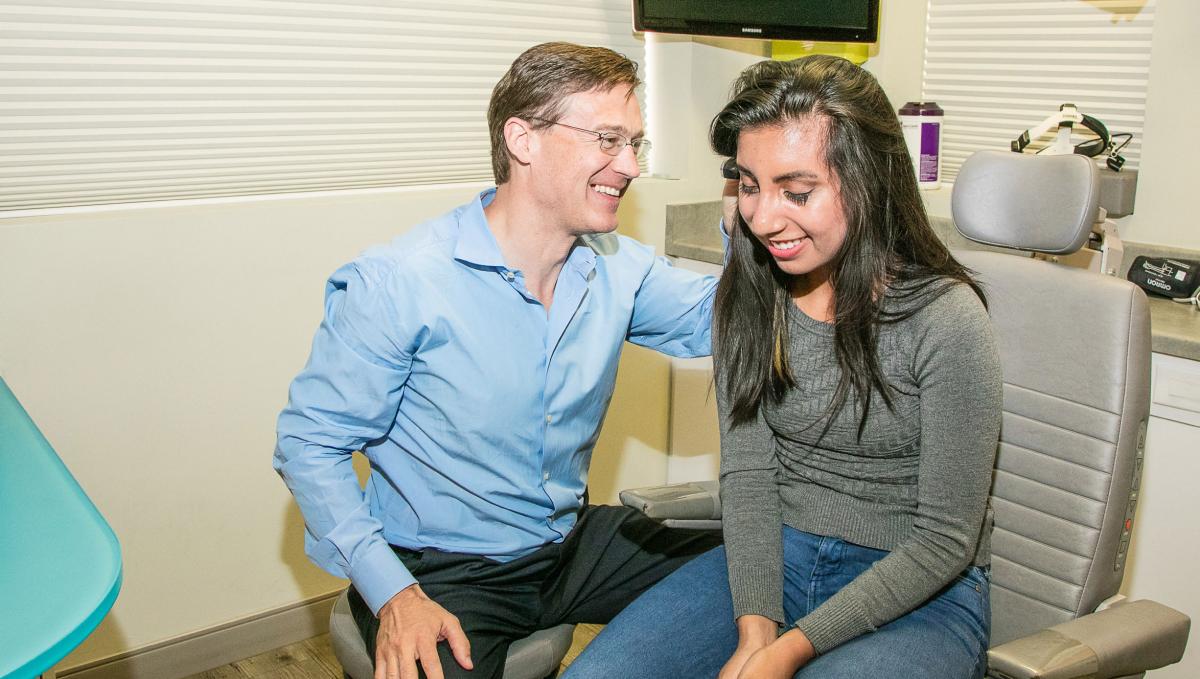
{"left": 562, "top": 525, "right": 990, "bottom": 679}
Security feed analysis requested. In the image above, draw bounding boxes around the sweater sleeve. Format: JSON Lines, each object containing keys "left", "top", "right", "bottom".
{"left": 718, "top": 379, "right": 786, "bottom": 624}
{"left": 792, "top": 284, "right": 1003, "bottom": 653}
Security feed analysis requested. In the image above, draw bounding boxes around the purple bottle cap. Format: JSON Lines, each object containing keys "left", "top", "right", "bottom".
{"left": 899, "top": 101, "right": 944, "bottom": 116}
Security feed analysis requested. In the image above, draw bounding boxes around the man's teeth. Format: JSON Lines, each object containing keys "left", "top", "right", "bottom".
{"left": 592, "top": 184, "right": 621, "bottom": 197}
{"left": 771, "top": 238, "right": 803, "bottom": 251}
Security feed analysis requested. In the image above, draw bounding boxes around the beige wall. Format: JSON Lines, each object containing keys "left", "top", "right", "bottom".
{"left": 1118, "top": 1, "right": 1198, "bottom": 249}
{"left": 863, "top": 0, "right": 927, "bottom": 112}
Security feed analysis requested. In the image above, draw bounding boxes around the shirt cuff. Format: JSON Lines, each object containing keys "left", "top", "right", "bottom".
{"left": 350, "top": 539, "right": 418, "bottom": 616}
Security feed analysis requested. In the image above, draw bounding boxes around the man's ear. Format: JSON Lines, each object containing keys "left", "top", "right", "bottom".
{"left": 503, "top": 117, "right": 536, "bottom": 168}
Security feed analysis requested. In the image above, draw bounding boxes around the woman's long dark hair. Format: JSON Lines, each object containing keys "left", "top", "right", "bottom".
{"left": 712, "top": 55, "right": 985, "bottom": 432}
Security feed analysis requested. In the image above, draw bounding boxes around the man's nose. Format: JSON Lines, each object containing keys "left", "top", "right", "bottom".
{"left": 612, "top": 143, "right": 641, "bottom": 179}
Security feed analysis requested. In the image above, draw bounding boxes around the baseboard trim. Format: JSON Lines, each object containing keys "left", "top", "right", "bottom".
{"left": 58, "top": 591, "right": 340, "bottom": 679}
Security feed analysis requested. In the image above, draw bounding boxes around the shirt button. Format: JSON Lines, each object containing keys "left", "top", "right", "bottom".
{"left": 543, "top": 471, "right": 550, "bottom": 481}
{"left": 504, "top": 271, "right": 515, "bottom": 281}
{"left": 545, "top": 414, "right": 553, "bottom": 424}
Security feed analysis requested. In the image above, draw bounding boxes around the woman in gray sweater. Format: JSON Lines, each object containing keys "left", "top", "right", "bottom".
{"left": 563, "top": 56, "right": 1002, "bottom": 679}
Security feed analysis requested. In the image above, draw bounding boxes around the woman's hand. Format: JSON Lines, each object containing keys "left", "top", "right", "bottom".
{"left": 736, "top": 628, "right": 815, "bottom": 679}
{"left": 718, "top": 615, "right": 778, "bottom": 679}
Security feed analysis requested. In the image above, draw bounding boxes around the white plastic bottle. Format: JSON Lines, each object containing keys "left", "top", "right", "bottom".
{"left": 900, "top": 102, "right": 944, "bottom": 190}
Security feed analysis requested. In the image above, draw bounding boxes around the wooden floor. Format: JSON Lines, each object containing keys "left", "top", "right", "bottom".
{"left": 182, "top": 625, "right": 604, "bottom": 679}
{"left": 556, "top": 624, "right": 604, "bottom": 670}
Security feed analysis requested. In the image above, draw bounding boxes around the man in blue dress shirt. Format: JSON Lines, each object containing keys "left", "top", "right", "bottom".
{"left": 274, "top": 42, "right": 720, "bottom": 679}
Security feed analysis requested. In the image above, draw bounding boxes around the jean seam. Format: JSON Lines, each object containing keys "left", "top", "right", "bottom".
{"left": 954, "top": 570, "right": 991, "bottom": 651}
{"left": 971, "top": 649, "right": 985, "bottom": 679}
{"left": 805, "top": 536, "right": 825, "bottom": 618}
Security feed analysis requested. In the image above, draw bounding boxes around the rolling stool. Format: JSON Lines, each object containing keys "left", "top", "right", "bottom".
{"left": 329, "top": 589, "right": 575, "bottom": 679}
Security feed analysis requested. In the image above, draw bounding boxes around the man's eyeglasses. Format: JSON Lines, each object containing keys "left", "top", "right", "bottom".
{"left": 530, "top": 117, "right": 651, "bottom": 159}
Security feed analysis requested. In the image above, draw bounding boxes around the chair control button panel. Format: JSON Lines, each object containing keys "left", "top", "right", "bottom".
{"left": 1117, "top": 420, "right": 1147, "bottom": 572}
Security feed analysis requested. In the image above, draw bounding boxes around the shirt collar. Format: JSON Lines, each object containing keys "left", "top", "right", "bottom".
{"left": 567, "top": 237, "right": 597, "bottom": 279}
{"left": 452, "top": 188, "right": 506, "bottom": 268}
{"left": 453, "top": 187, "right": 598, "bottom": 279}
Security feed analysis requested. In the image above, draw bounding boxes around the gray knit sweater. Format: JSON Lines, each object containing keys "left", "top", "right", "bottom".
{"left": 718, "top": 281, "right": 1002, "bottom": 655}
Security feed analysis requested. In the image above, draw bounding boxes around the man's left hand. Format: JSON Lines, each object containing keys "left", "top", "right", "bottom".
{"left": 737, "top": 628, "right": 815, "bottom": 679}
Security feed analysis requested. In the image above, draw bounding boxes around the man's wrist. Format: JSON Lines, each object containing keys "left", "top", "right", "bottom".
{"left": 379, "top": 583, "right": 423, "bottom": 613}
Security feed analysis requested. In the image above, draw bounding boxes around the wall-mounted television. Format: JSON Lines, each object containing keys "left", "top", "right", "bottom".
{"left": 633, "top": 0, "right": 879, "bottom": 43}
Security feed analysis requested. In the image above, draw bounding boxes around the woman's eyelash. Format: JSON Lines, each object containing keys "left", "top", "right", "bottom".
{"left": 736, "top": 185, "right": 811, "bottom": 205}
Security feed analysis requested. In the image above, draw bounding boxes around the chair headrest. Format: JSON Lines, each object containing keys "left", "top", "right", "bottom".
{"left": 951, "top": 151, "right": 1099, "bottom": 255}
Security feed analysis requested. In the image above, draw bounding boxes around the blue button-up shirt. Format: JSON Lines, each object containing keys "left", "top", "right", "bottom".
{"left": 274, "top": 189, "right": 717, "bottom": 614}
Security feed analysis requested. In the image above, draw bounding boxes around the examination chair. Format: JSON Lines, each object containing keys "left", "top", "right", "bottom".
{"left": 329, "top": 590, "right": 574, "bottom": 679}
{"left": 622, "top": 151, "right": 1190, "bottom": 678}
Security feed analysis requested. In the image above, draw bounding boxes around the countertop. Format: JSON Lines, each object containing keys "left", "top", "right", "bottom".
{"left": 664, "top": 201, "right": 1200, "bottom": 362}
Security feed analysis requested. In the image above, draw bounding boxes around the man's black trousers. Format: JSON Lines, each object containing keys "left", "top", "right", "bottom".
{"left": 347, "top": 504, "right": 722, "bottom": 678}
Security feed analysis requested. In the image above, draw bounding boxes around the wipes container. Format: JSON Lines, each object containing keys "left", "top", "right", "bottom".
{"left": 900, "top": 102, "right": 944, "bottom": 189}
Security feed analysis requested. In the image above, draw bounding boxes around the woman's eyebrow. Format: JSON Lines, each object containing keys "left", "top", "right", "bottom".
{"left": 775, "top": 170, "right": 820, "bottom": 182}
{"left": 738, "top": 167, "right": 821, "bottom": 183}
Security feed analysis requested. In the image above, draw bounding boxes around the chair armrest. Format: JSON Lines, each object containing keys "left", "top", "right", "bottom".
{"left": 619, "top": 480, "right": 721, "bottom": 521}
{"left": 987, "top": 599, "right": 1190, "bottom": 679}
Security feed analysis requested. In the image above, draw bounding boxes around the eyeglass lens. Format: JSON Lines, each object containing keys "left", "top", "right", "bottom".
{"left": 599, "top": 134, "right": 649, "bottom": 157}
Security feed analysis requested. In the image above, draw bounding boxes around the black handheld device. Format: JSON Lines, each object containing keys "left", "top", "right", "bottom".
{"left": 721, "top": 157, "right": 738, "bottom": 180}
{"left": 1126, "top": 257, "right": 1200, "bottom": 300}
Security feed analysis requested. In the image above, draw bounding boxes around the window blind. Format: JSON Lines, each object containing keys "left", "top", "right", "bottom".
{"left": 922, "top": 0, "right": 1155, "bottom": 181}
{"left": 0, "top": 0, "right": 645, "bottom": 212}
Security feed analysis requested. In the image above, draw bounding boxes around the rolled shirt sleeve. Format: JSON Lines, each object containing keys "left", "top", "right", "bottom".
{"left": 627, "top": 252, "right": 717, "bottom": 358}
{"left": 274, "top": 259, "right": 418, "bottom": 615}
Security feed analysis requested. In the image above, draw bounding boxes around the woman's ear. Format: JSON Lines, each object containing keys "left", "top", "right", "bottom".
{"left": 503, "top": 117, "right": 535, "bottom": 168}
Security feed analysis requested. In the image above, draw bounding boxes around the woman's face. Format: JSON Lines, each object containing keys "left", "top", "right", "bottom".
{"left": 735, "top": 117, "right": 848, "bottom": 282}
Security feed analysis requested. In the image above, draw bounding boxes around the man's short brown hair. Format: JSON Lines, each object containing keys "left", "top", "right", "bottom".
{"left": 487, "top": 42, "right": 641, "bottom": 184}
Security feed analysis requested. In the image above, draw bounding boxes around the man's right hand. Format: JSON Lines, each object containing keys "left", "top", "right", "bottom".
{"left": 374, "top": 584, "right": 472, "bottom": 679}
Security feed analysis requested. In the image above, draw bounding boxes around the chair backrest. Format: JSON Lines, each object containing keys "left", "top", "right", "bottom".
{"left": 951, "top": 151, "right": 1152, "bottom": 646}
